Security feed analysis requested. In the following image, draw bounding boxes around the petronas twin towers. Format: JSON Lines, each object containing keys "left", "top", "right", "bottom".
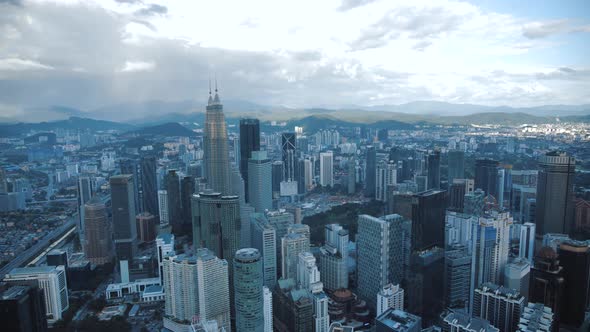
{"left": 203, "top": 84, "right": 231, "bottom": 195}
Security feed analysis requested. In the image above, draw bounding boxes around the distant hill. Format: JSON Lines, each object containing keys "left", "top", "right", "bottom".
{"left": 132, "top": 122, "right": 196, "bottom": 137}
{"left": 0, "top": 117, "right": 134, "bottom": 137}
{"left": 288, "top": 115, "right": 415, "bottom": 133}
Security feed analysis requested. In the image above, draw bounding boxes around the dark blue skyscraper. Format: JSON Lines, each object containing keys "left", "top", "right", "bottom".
{"left": 140, "top": 155, "right": 158, "bottom": 217}
{"left": 239, "top": 118, "right": 260, "bottom": 202}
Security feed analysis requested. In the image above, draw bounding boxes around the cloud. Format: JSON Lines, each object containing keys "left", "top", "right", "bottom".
{"left": 522, "top": 19, "right": 590, "bottom": 39}
{"left": 135, "top": 4, "right": 167, "bottom": 16}
{"left": 349, "top": 5, "right": 466, "bottom": 51}
{"left": 0, "top": 0, "right": 22, "bottom": 7}
{"left": 338, "top": 0, "right": 378, "bottom": 11}
{"left": 119, "top": 60, "right": 156, "bottom": 72}
{"left": 0, "top": 58, "right": 53, "bottom": 71}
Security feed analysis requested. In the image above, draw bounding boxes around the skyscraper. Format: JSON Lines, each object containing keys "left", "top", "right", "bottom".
{"left": 376, "top": 284, "right": 404, "bottom": 316}
{"left": 191, "top": 191, "right": 241, "bottom": 263}
{"left": 110, "top": 174, "right": 137, "bottom": 262}
{"left": 239, "top": 118, "right": 260, "bottom": 202}
{"left": 203, "top": 85, "right": 231, "bottom": 195}
{"left": 427, "top": 150, "right": 441, "bottom": 190}
{"left": 165, "top": 170, "right": 182, "bottom": 233}
{"left": 77, "top": 174, "right": 94, "bottom": 243}
{"left": 250, "top": 213, "right": 278, "bottom": 289}
{"left": 83, "top": 196, "right": 113, "bottom": 266}
{"left": 156, "top": 233, "right": 175, "bottom": 285}
{"left": 271, "top": 161, "right": 283, "bottom": 198}
{"left": 162, "top": 254, "right": 200, "bottom": 325}
{"left": 4, "top": 266, "right": 68, "bottom": 324}
{"left": 528, "top": 247, "right": 564, "bottom": 326}
{"left": 196, "top": 249, "right": 231, "bottom": 331}
{"left": 411, "top": 189, "right": 447, "bottom": 252}
{"left": 406, "top": 246, "right": 445, "bottom": 325}
{"left": 475, "top": 158, "right": 499, "bottom": 198}
{"left": 263, "top": 286, "right": 273, "bottom": 332}
{"left": 558, "top": 241, "right": 590, "bottom": 327}
{"left": 0, "top": 285, "right": 47, "bottom": 332}
{"left": 136, "top": 212, "right": 157, "bottom": 243}
{"left": 282, "top": 132, "right": 297, "bottom": 182}
{"left": 519, "top": 222, "right": 536, "bottom": 262}
{"left": 319, "top": 151, "right": 334, "bottom": 187}
{"left": 120, "top": 159, "right": 141, "bottom": 214}
{"left": 319, "top": 224, "right": 349, "bottom": 290}
{"left": 140, "top": 155, "right": 158, "bottom": 217}
{"left": 449, "top": 178, "right": 474, "bottom": 212}
{"left": 535, "top": 151, "right": 575, "bottom": 236}
{"left": 504, "top": 259, "right": 531, "bottom": 303}
{"left": 365, "top": 146, "right": 376, "bottom": 197}
{"left": 234, "top": 248, "right": 264, "bottom": 332}
{"left": 180, "top": 176, "right": 195, "bottom": 232}
{"left": 281, "top": 232, "right": 310, "bottom": 280}
{"left": 376, "top": 160, "right": 397, "bottom": 202}
{"left": 357, "top": 214, "right": 406, "bottom": 309}
{"left": 157, "top": 190, "right": 169, "bottom": 225}
{"left": 444, "top": 245, "right": 471, "bottom": 309}
{"left": 447, "top": 150, "right": 465, "bottom": 184}
{"left": 248, "top": 151, "right": 273, "bottom": 213}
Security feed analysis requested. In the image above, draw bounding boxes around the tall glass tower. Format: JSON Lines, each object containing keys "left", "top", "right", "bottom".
{"left": 204, "top": 84, "right": 231, "bottom": 195}
{"left": 234, "top": 248, "right": 264, "bottom": 332}
{"left": 239, "top": 118, "right": 260, "bottom": 202}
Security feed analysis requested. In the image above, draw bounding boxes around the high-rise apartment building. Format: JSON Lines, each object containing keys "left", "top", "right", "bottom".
{"left": 196, "top": 249, "right": 231, "bottom": 331}
{"left": 517, "top": 303, "right": 554, "bottom": 332}
{"left": 250, "top": 213, "right": 278, "bottom": 288}
{"left": 281, "top": 232, "right": 310, "bottom": 280}
{"left": 376, "top": 160, "right": 397, "bottom": 202}
{"left": 365, "top": 146, "right": 376, "bottom": 197}
{"left": 263, "top": 286, "right": 273, "bottom": 332}
{"left": 157, "top": 190, "right": 169, "bottom": 225}
{"left": 376, "top": 284, "right": 404, "bottom": 316}
{"left": 473, "top": 283, "right": 525, "bottom": 332}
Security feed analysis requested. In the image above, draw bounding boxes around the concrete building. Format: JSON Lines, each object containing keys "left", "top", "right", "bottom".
{"left": 376, "top": 284, "right": 404, "bottom": 316}
{"left": 517, "top": 303, "right": 553, "bottom": 332}
{"left": 504, "top": 259, "right": 530, "bottom": 302}
{"left": 110, "top": 174, "right": 137, "bottom": 262}
{"left": 83, "top": 196, "right": 113, "bottom": 266}
{"left": 158, "top": 190, "right": 169, "bottom": 225}
{"left": 281, "top": 232, "right": 310, "bottom": 280}
{"left": 248, "top": 150, "right": 273, "bottom": 213}
{"left": 250, "top": 213, "right": 278, "bottom": 288}
{"left": 319, "top": 224, "right": 349, "bottom": 291}
{"left": 518, "top": 222, "right": 535, "bottom": 263}
{"left": 320, "top": 151, "right": 334, "bottom": 187}
{"left": 234, "top": 248, "right": 264, "bottom": 332}
{"left": 473, "top": 283, "right": 525, "bottom": 332}
{"left": 375, "top": 309, "right": 421, "bottom": 332}
{"left": 0, "top": 285, "right": 47, "bottom": 332}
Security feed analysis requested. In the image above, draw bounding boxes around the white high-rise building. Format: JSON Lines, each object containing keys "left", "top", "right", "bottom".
{"left": 319, "top": 224, "right": 349, "bottom": 290}
{"left": 158, "top": 190, "right": 169, "bottom": 225}
{"left": 376, "top": 160, "right": 397, "bottom": 202}
{"left": 297, "top": 252, "right": 322, "bottom": 292}
{"left": 250, "top": 213, "right": 277, "bottom": 289}
{"left": 281, "top": 232, "right": 310, "bottom": 280}
{"left": 156, "top": 233, "right": 175, "bottom": 285}
{"left": 263, "top": 286, "right": 273, "bottom": 332}
{"left": 4, "top": 266, "right": 69, "bottom": 324}
{"left": 319, "top": 151, "right": 334, "bottom": 187}
{"left": 304, "top": 159, "right": 314, "bottom": 190}
{"left": 163, "top": 254, "right": 199, "bottom": 325}
{"left": 519, "top": 222, "right": 536, "bottom": 263}
{"left": 376, "top": 283, "right": 405, "bottom": 316}
{"left": 196, "top": 249, "right": 231, "bottom": 331}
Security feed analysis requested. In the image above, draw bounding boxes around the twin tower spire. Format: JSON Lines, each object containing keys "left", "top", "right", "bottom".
{"left": 207, "top": 78, "right": 221, "bottom": 106}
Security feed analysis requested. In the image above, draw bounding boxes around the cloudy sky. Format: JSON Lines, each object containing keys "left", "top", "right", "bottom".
{"left": 1, "top": 0, "right": 589, "bottom": 116}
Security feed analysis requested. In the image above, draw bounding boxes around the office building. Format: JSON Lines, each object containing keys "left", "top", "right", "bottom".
{"left": 165, "top": 170, "right": 182, "bottom": 233}
{"left": 464, "top": 188, "right": 486, "bottom": 216}
{"left": 180, "top": 176, "right": 195, "bottom": 232}
{"left": 304, "top": 158, "right": 314, "bottom": 190}
{"left": 239, "top": 118, "right": 260, "bottom": 202}
{"left": 377, "top": 284, "right": 404, "bottom": 316}
{"left": 263, "top": 286, "right": 273, "bottom": 332}
{"left": 517, "top": 303, "right": 554, "bottom": 332}
{"left": 375, "top": 309, "right": 421, "bottom": 332}
{"left": 83, "top": 196, "right": 113, "bottom": 266}
{"left": 140, "top": 155, "right": 159, "bottom": 217}
{"left": 110, "top": 174, "right": 137, "bottom": 262}
{"left": 319, "top": 224, "right": 349, "bottom": 290}
{"left": 475, "top": 158, "right": 499, "bottom": 198}
{"left": 158, "top": 190, "right": 169, "bottom": 225}
{"left": 248, "top": 151, "right": 273, "bottom": 213}
{"left": 320, "top": 151, "right": 334, "bottom": 187}
{"left": 411, "top": 190, "right": 447, "bottom": 251}
{"left": 281, "top": 232, "right": 310, "bottom": 280}
{"left": 365, "top": 146, "right": 377, "bottom": 197}
{"left": 357, "top": 214, "right": 406, "bottom": 309}
{"left": 558, "top": 240, "right": 590, "bottom": 327}
{"left": 234, "top": 249, "right": 264, "bottom": 332}
{"left": 77, "top": 175, "right": 94, "bottom": 243}
{"left": 120, "top": 159, "right": 141, "bottom": 214}
{"left": 406, "top": 246, "right": 445, "bottom": 326}
{"left": 282, "top": 132, "right": 297, "bottom": 182}
{"left": 536, "top": 151, "right": 575, "bottom": 236}
{"left": 46, "top": 249, "right": 68, "bottom": 268}
{"left": 250, "top": 213, "right": 278, "bottom": 288}
{"left": 376, "top": 160, "right": 397, "bottom": 202}
{"left": 504, "top": 259, "right": 530, "bottom": 302}
{"left": 271, "top": 161, "right": 283, "bottom": 198}
{"left": 448, "top": 150, "right": 465, "bottom": 184}
{"left": 427, "top": 150, "right": 441, "bottom": 190}
{"left": 203, "top": 86, "right": 231, "bottom": 195}
{"left": 4, "top": 266, "right": 68, "bottom": 324}
{"left": 347, "top": 158, "right": 356, "bottom": 194}
{"left": 273, "top": 278, "right": 314, "bottom": 332}
{"left": 473, "top": 283, "right": 525, "bottom": 332}
{"left": 191, "top": 191, "right": 241, "bottom": 265}
{"left": 0, "top": 285, "right": 47, "bottom": 332}
{"left": 519, "top": 222, "right": 535, "bottom": 262}
{"left": 444, "top": 245, "right": 471, "bottom": 309}
{"left": 528, "top": 247, "right": 565, "bottom": 327}
{"left": 449, "top": 179, "right": 474, "bottom": 212}
{"left": 136, "top": 212, "right": 157, "bottom": 243}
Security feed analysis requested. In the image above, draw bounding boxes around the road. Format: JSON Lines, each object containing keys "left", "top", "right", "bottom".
{"left": 0, "top": 217, "right": 77, "bottom": 277}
